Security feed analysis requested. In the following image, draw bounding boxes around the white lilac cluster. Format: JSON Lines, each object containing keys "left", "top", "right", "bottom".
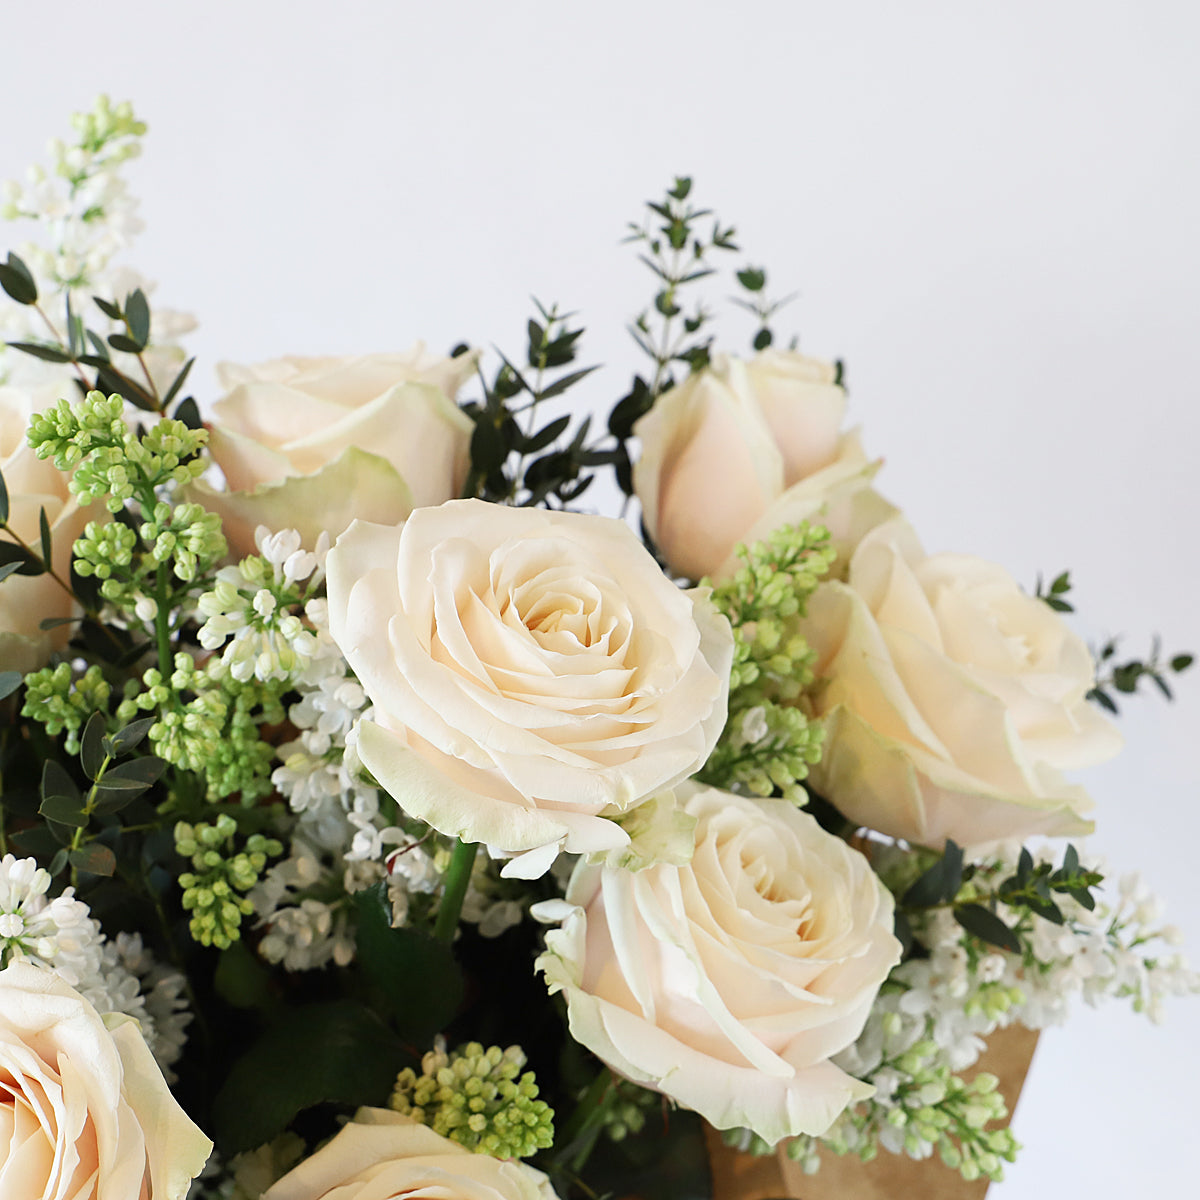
{"left": 0, "top": 853, "right": 190, "bottom": 1068}
{"left": 197, "top": 528, "right": 326, "bottom": 684}
{"left": 0, "top": 95, "right": 194, "bottom": 391}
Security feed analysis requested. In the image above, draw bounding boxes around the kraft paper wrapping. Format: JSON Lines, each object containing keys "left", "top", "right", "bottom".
{"left": 706, "top": 1024, "right": 1040, "bottom": 1200}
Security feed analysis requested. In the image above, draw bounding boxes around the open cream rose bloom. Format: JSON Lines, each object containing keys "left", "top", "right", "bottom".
{"left": 535, "top": 783, "right": 901, "bottom": 1144}
{"left": 800, "top": 519, "right": 1123, "bottom": 849}
{"left": 1, "top": 386, "right": 93, "bottom": 674}
{"left": 0, "top": 961, "right": 212, "bottom": 1199}
{"left": 326, "top": 500, "right": 733, "bottom": 878}
{"left": 633, "top": 350, "right": 894, "bottom": 581}
{"left": 190, "top": 345, "right": 476, "bottom": 557}
{"left": 264, "top": 1109, "right": 560, "bottom": 1200}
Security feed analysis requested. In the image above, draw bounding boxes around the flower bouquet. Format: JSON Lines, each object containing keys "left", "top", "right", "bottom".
{"left": 0, "top": 98, "right": 1195, "bottom": 1200}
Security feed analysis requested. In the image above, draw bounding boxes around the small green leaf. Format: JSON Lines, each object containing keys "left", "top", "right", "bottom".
{"left": 85, "top": 330, "right": 111, "bottom": 361}
{"left": 38, "top": 507, "right": 52, "bottom": 570}
{"left": 7, "top": 341, "right": 72, "bottom": 364}
{"left": 0, "top": 253, "right": 37, "bottom": 305}
{"left": 163, "top": 358, "right": 196, "bottom": 410}
{"left": 69, "top": 843, "right": 116, "bottom": 877}
{"left": 93, "top": 296, "right": 123, "bottom": 321}
{"left": 124, "top": 289, "right": 150, "bottom": 347}
{"left": 1171, "top": 653, "right": 1194, "bottom": 673}
{"left": 39, "top": 795, "right": 88, "bottom": 827}
{"left": 539, "top": 365, "right": 599, "bottom": 401}
{"left": 0, "top": 464, "right": 8, "bottom": 523}
{"left": 102, "top": 718, "right": 155, "bottom": 758}
{"left": 954, "top": 903, "right": 1021, "bottom": 953}
{"left": 0, "top": 542, "right": 43, "bottom": 576}
{"left": 0, "top": 671, "right": 22, "bottom": 700}
{"left": 41, "top": 759, "right": 81, "bottom": 808}
{"left": 80, "top": 712, "right": 108, "bottom": 780}
{"left": 107, "top": 333, "right": 144, "bottom": 355}
{"left": 752, "top": 327, "right": 773, "bottom": 351}
{"left": 0, "top": 562, "right": 21, "bottom": 586}
{"left": 737, "top": 267, "right": 766, "bottom": 292}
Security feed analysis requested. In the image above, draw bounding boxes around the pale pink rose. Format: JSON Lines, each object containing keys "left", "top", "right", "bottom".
{"left": 535, "top": 782, "right": 901, "bottom": 1144}
{"left": 1, "top": 386, "right": 93, "bottom": 673}
{"left": 264, "top": 1109, "right": 560, "bottom": 1200}
{"left": 0, "top": 961, "right": 211, "bottom": 1199}
{"left": 633, "top": 350, "right": 893, "bottom": 581}
{"left": 800, "top": 518, "right": 1123, "bottom": 849}
{"left": 191, "top": 345, "right": 476, "bottom": 557}
{"left": 326, "top": 500, "right": 733, "bottom": 878}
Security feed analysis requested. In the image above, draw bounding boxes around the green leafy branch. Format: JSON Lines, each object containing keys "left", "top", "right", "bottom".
{"left": 1089, "top": 634, "right": 1193, "bottom": 713}
{"left": 1, "top": 254, "right": 197, "bottom": 421}
{"left": 461, "top": 300, "right": 611, "bottom": 507}
{"left": 895, "top": 840, "right": 1103, "bottom": 956}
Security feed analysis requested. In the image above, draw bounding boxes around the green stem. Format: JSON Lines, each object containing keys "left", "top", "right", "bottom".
{"left": 68, "top": 752, "right": 112, "bottom": 888}
{"left": 555, "top": 1065, "right": 618, "bottom": 1174}
{"left": 432, "top": 839, "right": 478, "bottom": 944}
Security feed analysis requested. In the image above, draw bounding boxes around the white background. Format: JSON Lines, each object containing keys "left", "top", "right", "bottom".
{"left": 2, "top": 2, "right": 1197, "bottom": 1194}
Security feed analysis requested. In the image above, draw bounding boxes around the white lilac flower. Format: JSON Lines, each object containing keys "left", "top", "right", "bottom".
{"left": 0, "top": 854, "right": 190, "bottom": 1069}
{"left": 196, "top": 529, "right": 325, "bottom": 685}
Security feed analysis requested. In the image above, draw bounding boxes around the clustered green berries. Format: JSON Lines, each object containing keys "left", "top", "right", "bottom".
{"left": 175, "top": 815, "right": 282, "bottom": 949}
{"left": 389, "top": 1042, "right": 554, "bottom": 1159}
{"left": 28, "top": 394, "right": 212, "bottom": 514}
{"left": 601, "top": 1080, "right": 656, "bottom": 1142}
{"left": 21, "top": 664, "right": 111, "bottom": 754}
{"left": 701, "top": 522, "right": 834, "bottom": 801}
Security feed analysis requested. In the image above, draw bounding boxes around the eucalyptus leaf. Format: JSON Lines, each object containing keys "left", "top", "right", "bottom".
{"left": 103, "top": 717, "right": 155, "bottom": 758}
{"left": 80, "top": 712, "right": 108, "bottom": 780}
{"left": 69, "top": 843, "right": 116, "bottom": 877}
{"left": 38, "top": 795, "right": 88, "bottom": 827}
{"left": 0, "top": 465, "right": 8, "bottom": 523}
{"left": 0, "top": 252, "right": 37, "bottom": 304}
{"left": 41, "top": 759, "right": 82, "bottom": 808}
{"left": 38, "top": 507, "right": 52, "bottom": 570}
{"left": 124, "top": 289, "right": 150, "bottom": 347}
{"left": 7, "top": 341, "right": 72, "bottom": 364}
{"left": 0, "top": 671, "right": 22, "bottom": 701}
{"left": 954, "top": 903, "right": 1021, "bottom": 953}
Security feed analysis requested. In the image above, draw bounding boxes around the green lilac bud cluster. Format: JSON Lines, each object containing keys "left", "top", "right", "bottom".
{"left": 119, "top": 653, "right": 226, "bottom": 775}
{"left": 27, "top": 392, "right": 127, "bottom": 476}
{"left": 175, "top": 815, "right": 283, "bottom": 949}
{"left": 389, "top": 1041, "right": 554, "bottom": 1159}
{"left": 601, "top": 1079, "right": 656, "bottom": 1142}
{"left": 700, "top": 522, "right": 834, "bottom": 800}
{"left": 65, "top": 95, "right": 146, "bottom": 171}
{"left": 21, "top": 663, "right": 111, "bottom": 754}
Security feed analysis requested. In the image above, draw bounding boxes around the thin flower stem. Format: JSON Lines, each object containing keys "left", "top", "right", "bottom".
{"left": 33, "top": 301, "right": 91, "bottom": 391}
{"left": 432, "top": 838, "right": 478, "bottom": 944}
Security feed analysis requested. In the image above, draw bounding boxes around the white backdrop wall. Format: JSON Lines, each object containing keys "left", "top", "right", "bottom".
{"left": 2, "top": 2, "right": 1197, "bottom": 1195}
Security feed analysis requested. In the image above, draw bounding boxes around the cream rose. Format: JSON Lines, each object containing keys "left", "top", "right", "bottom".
{"left": 534, "top": 782, "right": 901, "bottom": 1144}
{"left": 326, "top": 499, "right": 733, "bottom": 878}
{"left": 800, "top": 518, "right": 1123, "bottom": 849}
{"left": 1, "top": 386, "right": 92, "bottom": 674}
{"left": 263, "top": 1109, "right": 560, "bottom": 1200}
{"left": 0, "top": 961, "right": 212, "bottom": 1199}
{"left": 633, "top": 350, "right": 894, "bottom": 581}
{"left": 191, "top": 345, "right": 477, "bottom": 557}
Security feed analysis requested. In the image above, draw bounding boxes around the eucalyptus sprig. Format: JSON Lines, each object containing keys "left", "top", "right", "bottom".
{"left": 461, "top": 300, "right": 612, "bottom": 507}
{"left": 894, "top": 840, "right": 1104, "bottom": 957}
{"left": 1089, "top": 634, "right": 1193, "bottom": 713}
